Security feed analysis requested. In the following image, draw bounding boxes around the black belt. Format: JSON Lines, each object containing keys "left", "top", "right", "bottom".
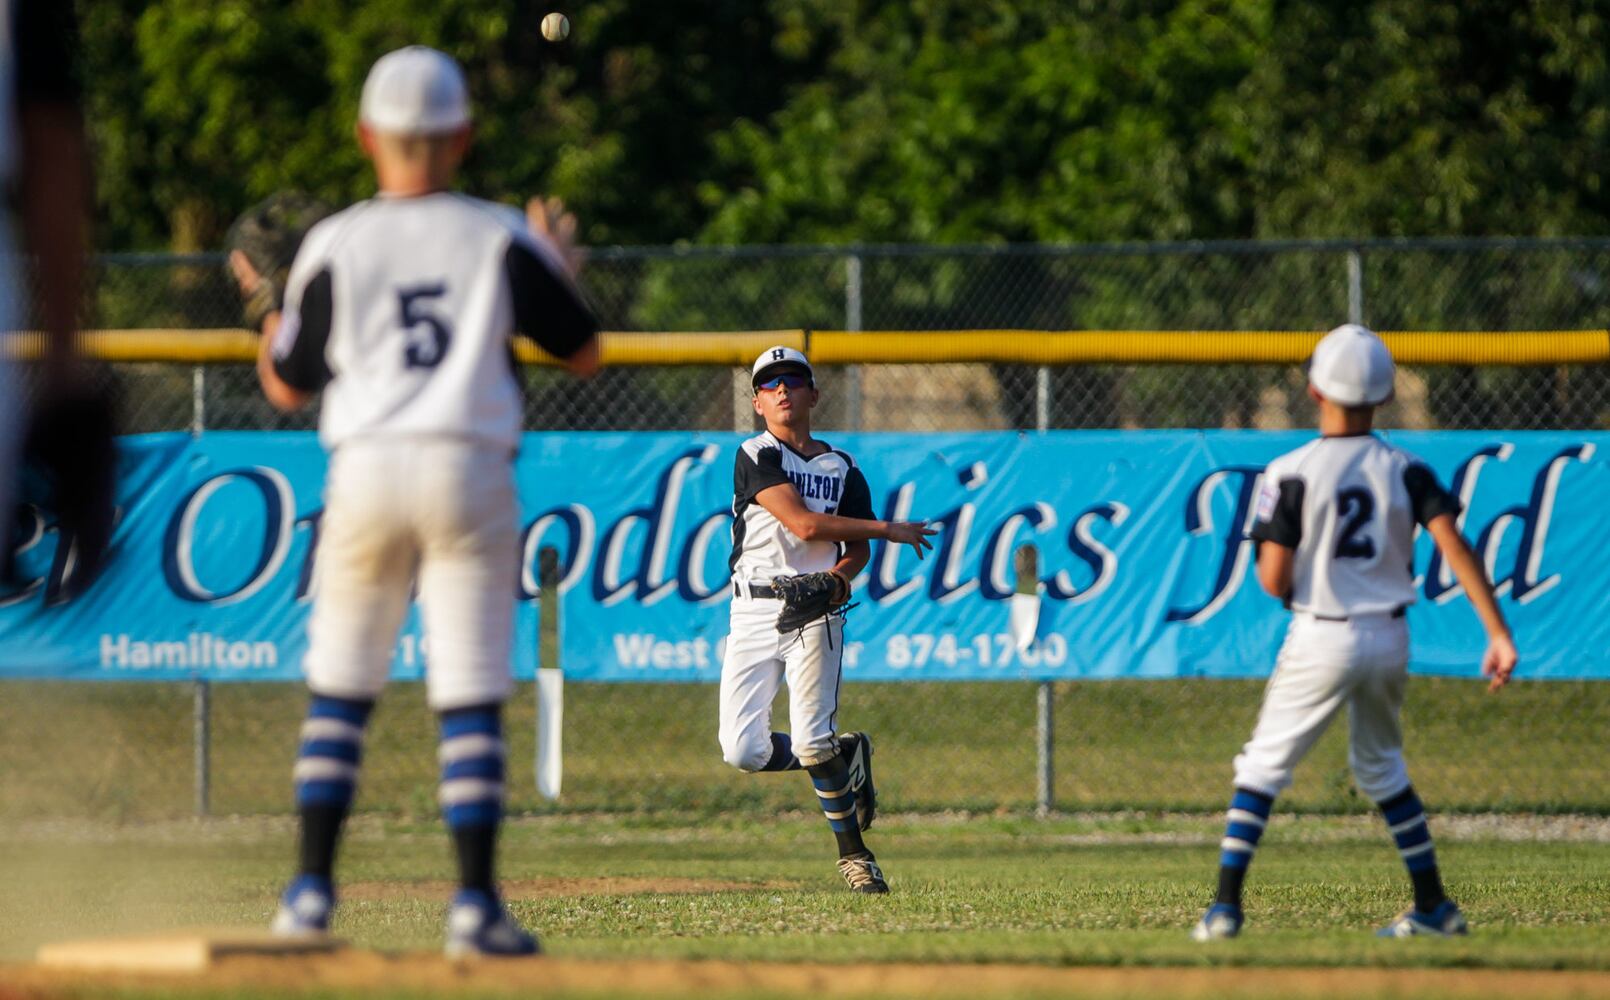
{"left": 1312, "top": 605, "right": 1406, "bottom": 622}
{"left": 734, "top": 581, "right": 779, "bottom": 599}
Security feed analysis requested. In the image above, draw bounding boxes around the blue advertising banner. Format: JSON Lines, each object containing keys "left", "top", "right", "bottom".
{"left": 0, "top": 433, "right": 536, "bottom": 682}
{"left": 0, "top": 430, "right": 1603, "bottom": 683}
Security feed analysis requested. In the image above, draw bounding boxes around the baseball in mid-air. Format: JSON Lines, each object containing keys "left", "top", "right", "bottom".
{"left": 541, "top": 12, "right": 570, "bottom": 42}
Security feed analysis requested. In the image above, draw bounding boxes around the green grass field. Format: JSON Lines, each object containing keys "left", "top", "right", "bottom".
{"left": 3, "top": 677, "right": 1608, "bottom": 821}
{"left": 4, "top": 809, "right": 1609, "bottom": 1000}
{"left": 5, "top": 678, "right": 1608, "bottom": 998}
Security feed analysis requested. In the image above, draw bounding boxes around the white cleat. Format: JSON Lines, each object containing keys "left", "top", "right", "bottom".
{"left": 445, "top": 889, "right": 540, "bottom": 957}
{"left": 1190, "top": 903, "right": 1244, "bottom": 941}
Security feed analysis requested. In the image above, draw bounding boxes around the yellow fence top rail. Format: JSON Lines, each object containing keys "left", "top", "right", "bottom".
{"left": 810, "top": 330, "right": 1610, "bottom": 365}
{"left": 2, "top": 328, "right": 1605, "bottom": 366}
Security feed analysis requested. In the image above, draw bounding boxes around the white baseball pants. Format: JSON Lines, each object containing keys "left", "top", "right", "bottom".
{"left": 719, "top": 593, "right": 844, "bottom": 769}
{"left": 304, "top": 438, "right": 518, "bottom": 711}
{"left": 1233, "top": 610, "right": 1412, "bottom": 802}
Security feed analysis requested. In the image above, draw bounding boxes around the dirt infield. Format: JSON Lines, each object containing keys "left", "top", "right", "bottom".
{"left": 10, "top": 952, "right": 1610, "bottom": 1000}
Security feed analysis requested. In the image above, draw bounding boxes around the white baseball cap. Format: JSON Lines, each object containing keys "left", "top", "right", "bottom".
{"left": 750, "top": 346, "right": 814, "bottom": 389}
{"left": 359, "top": 46, "right": 471, "bottom": 136}
{"left": 1308, "top": 324, "right": 1395, "bottom": 406}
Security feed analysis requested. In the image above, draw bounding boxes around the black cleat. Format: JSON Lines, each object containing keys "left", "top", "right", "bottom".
{"left": 839, "top": 731, "right": 877, "bottom": 832}
{"left": 837, "top": 853, "right": 889, "bottom": 893}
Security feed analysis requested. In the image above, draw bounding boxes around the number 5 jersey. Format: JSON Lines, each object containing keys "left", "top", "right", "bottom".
{"left": 272, "top": 191, "right": 598, "bottom": 450}
{"left": 1250, "top": 434, "right": 1462, "bottom": 617}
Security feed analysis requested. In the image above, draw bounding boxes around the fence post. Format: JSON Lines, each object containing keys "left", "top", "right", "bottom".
{"left": 731, "top": 368, "right": 751, "bottom": 432}
{"left": 191, "top": 363, "right": 211, "bottom": 817}
{"left": 1035, "top": 366, "right": 1051, "bottom": 431}
{"left": 1036, "top": 681, "right": 1054, "bottom": 816}
{"left": 1032, "top": 367, "right": 1053, "bottom": 814}
{"left": 194, "top": 676, "right": 210, "bottom": 816}
{"left": 844, "top": 253, "right": 863, "bottom": 430}
{"left": 190, "top": 365, "right": 206, "bottom": 435}
{"left": 1347, "top": 248, "right": 1365, "bottom": 325}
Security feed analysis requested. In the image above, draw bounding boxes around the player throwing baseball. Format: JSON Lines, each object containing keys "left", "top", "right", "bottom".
{"left": 1192, "top": 324, "right": 1519, "bottom": 941}
{"left": 236, "top": 46, "right": 599, "bottom": 956}
{"left": 720, "top": 347, "right": 936, "bottom": 893}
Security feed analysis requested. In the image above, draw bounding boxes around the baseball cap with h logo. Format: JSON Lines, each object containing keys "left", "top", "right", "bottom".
{"left": 751, "top": 346, "right": 815, "bottom": 391}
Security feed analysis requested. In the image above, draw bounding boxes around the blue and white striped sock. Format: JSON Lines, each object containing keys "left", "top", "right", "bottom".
{"left": 759, "top": 733, "right": 802, "bottom": 772}
{"left": 1220, "top": 788, "right": 1274, "bottom": 869}
{"left": 439, "top": 705, "right": 506, "bottom": 828}
{"left": 438, "top": 705, "right": 506, "bottom": 892}
{"left": 1377, "top": 786, "right": 1447, "bottom": 912}
{"left": 806, "top": 753, "right": 866, "bottom": 858}
{"left": 295, "top": 695, "right": 373, "bottom": 811}
{"left": 1214, "top": 787, "right": 1274, "bottom": 906}
{"left": 293, "top": 694, "right": 373, "bottom": 880}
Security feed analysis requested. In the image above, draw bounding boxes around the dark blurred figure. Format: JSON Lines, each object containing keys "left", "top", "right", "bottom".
{"left": 2, "top": 0, "right": 114, "bottom": 601}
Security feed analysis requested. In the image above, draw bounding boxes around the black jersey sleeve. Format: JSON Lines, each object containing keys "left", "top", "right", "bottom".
{"left": 734, "top": 445, "right": 792, "bottom": 503}
{"left": 505, "top": 240, "right": 599, "bottom": 361}
{"left": 1249, "top": 477, "right": 1304, "bottom": 548}
{"left": 271, "top": 268, "right": 335, "bottom": 392}
{"left": 15, "top": 0, "right": 82, "bottom": 107}
{"left": 1403, "top": 463, "right": 1462, "bottom": 526}
{"left": 837, "top": 467, "right": 875, "bottom": 520}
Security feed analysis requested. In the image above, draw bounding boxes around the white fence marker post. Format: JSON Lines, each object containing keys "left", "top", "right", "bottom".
{"left": 536, "top": 546, "right": 564, "bottom": 801}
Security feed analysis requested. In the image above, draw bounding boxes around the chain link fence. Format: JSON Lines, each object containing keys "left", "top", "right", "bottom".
{"left": 3, "top": 238, "right": 1608, "bottom": 823}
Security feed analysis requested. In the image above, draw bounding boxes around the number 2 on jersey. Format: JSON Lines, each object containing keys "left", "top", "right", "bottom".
{"left": 1334, "top": 487, "right": 1376, "bottom": 559}
{"left": 397, "top": 284, "right": 452, "bottom": 369}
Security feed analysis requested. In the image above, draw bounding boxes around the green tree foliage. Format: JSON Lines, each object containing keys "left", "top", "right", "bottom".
{"left": 81, "top": 1, "right": 818, "bottom": 250}
{"left": 80, "top": 0, "right": 1610, "bottom": 250}
{"left": 703, "top": 0, "right": 1610, "bottom": 245}
{"left": 700, "top": 0, "right": 1269, "bottom": 245}
{"left": 1234, "top": 0, "right": 1610, "bottom": 239}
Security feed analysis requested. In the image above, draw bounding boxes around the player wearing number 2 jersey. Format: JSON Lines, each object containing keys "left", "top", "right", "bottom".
{"left": 241, "top": 47, "right": 599, "bottom": 956}
{"left": 1192, "top": 325, "right": 1519, "bottom": 943}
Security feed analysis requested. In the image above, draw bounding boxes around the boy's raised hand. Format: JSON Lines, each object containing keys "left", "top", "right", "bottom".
{"left": 1482, "top": 633, "right": 1518, "bottom": 693}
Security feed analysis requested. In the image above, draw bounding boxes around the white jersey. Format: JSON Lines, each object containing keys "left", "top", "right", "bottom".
{"left": 1250, "top": 434, "right": 1460, "bottom": 617}
{"left": 729, "top": 431, "right": 875, "bottom": 584}
{"left": 272, "top": 191, "right": 596, "bottom": 451}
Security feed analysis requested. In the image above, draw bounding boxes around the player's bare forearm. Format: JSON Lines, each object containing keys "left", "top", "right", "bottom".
{"left": 1427, "top": 516, "right": 1510, "bottom": 639}
{"left": 255, "top": 313, "right": 313, "bottom": 411}
{"left": 1256, "top": 541, "right": 1294, "bottom": 599}
{"left": 19, "top": 103, "right": 90, "bottom": 378}
{"left": 833, "top": 540, "right": 871, "bottom": 582}
{"left": 1426, "top": 513, "right": 1518, "bottom": 690}
{"left": 800, "top": 513, "right": 893, "bottom": 544}
{"left": 790, "top": 511, "right": 927, "bottom": 549}
{"left": 756, "top": 484, "right": 936, "bottom": 556}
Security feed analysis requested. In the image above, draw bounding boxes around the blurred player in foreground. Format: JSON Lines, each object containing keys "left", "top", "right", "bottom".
{"left": 1192, "top": 324, "right": 1518, "bottom": 942}
{"left": 232, "top": 46, "right": 600, "bottom": 956}
{"left": 1, "top": 0, "right": 115, "bottom": 599}
{"left": 721, "top": 347, "right": 936, "bottom": 893}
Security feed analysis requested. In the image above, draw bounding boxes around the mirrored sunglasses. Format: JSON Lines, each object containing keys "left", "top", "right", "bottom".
{"left": 756, "top": 373, "right": 811, "bottom": 391}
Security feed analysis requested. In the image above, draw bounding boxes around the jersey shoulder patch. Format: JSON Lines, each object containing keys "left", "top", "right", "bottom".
{"left": 1251, "top": 443, "right": 1314, "bottom": 548}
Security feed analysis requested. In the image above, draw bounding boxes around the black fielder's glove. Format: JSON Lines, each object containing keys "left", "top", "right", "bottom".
{"left": 225, "top": 191, "right": 333, "bottom": 331}
{"left": 12, "top": 378, "right": 119, "bottom": 602}
{"left": 772, "top": 570, "right": 851, "bottom": 633}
